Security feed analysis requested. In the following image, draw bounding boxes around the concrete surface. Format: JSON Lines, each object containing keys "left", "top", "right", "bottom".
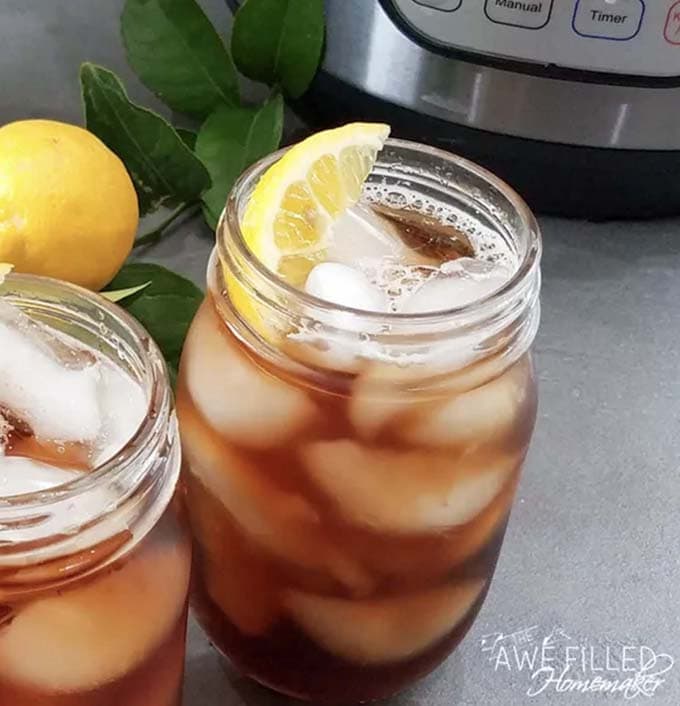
{"left": 2, "top": 1, "right": 680, "bottom": 704}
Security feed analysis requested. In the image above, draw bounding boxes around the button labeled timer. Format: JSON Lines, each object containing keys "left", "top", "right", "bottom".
{"left": 573, "top": 0, "right": 645, "bottom": 41}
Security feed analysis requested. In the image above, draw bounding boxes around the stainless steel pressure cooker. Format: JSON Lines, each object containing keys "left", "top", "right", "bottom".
{"left": 230, "top": 0, "right": 680, "bottom": 218}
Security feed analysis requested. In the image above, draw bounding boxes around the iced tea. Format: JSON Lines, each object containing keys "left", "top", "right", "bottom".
{"left": 178, "top": 138, "right": 541, "bottom": 702}
{"left": 0, "top": 275, "right": 191, "bottom": 706}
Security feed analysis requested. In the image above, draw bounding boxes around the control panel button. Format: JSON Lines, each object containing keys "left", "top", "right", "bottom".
{"left": 573, "top": 0, "right": 645, "bottom": 41}
{"left": 665, "top": 1, "right": 680, "bottom": 44}
{"left": 484, "top": 0, "right": 554, "bottom": 30}
{"left": 413, "top": 0, "right": 462, "bottom": 10}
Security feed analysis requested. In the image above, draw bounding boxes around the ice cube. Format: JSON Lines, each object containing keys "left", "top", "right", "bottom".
{"left": 180, "top": 397, "right": 373, "bottom": 596}
{"left": 0, "top": 301, "right": 96, "bottom": 370}
{"left": 282, "top": 336, "right": 366, "bottom": 375}
{"left": 321, "top": 202, "right": 445, "bottom": 316}
{"left": 402, "top": 356, "right": 531, "bottom": 447}
{"left": 285, "top": 579, "right": 485, "bottom": 664}
{"left": 0, "top": 456, "right": 79, "bottom": 497}
{"left": 288, "top": 260, "right": 390, "bottom": 371}
{"left": 348, "top": 363, "right": 424, "bottom": 439}
{"left": 94, "top": 360, "right": 148, "bottom": 465}
{"left": 349, "top": 353, "right": 517, "bottom": 439}
{"left": 0, "top": 530, "right": 191, "bottom": 692}
{"left": 0, "top": 462, "right": 126, "bottom": 549}
{"left": 327, "top": 203, "right": 446, "bottom": 271}
{"left": 296, "top": 261, "right": 390, "bottom": 370}
{"left": 187, "top": 474, "right": 280, "bottom": 636}
{"left": 354, "top": 478, "right": 516, "bottom": 585}
{"left": 0, "top": 304, "right": 102, "bottom": 443}
{"left": 305, "top": 263, "right": 388, "bottom": 313}
{"left": 399, "top": 257, "right": 512, "bottom": 314}
{"left": 300, "top": 440, "right": 516, "bottom": 533}
{"left": 326, "top": 203, "right": 407, "bottom": 266}
{"left": 184, "top": 302, "right": 315, "bottom": 449}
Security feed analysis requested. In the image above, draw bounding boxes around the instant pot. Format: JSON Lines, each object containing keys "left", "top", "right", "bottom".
{"left": 230, "top": 0, "right": 680, "bottom": 218}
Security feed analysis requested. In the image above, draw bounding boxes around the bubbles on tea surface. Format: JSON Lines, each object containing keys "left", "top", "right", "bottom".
{"left": 384, "top": 190, "right": 407, "bottom": 208}
{"left": 362, "top": 183, "right": 518, "bottom": 272}
{"left": 290, "top": 186, "right": 520, "bottom": 366}
{"left": 360, "top": 260, "right": 437, "bottom": 313}
{"left": 314, "top": 192, "right": 516, "bottom": 315}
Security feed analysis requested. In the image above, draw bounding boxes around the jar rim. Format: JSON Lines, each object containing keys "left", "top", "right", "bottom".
{"left": 218, "top": 137, "right": 542, "bottom": 330}
{"left": 0, "top": 273, "right": 173, "bottom": 529}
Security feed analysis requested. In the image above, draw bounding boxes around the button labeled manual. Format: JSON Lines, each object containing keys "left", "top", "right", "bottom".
{"left": 484, "top": 0, "right": 554, "bottom": 30}
{"left": 573, "top": 0, "right": 645, "bottom": 41}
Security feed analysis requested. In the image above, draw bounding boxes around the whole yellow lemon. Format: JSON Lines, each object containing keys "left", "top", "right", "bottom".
{"left": 0, "top": 120, "right": 138, "bottom": 290}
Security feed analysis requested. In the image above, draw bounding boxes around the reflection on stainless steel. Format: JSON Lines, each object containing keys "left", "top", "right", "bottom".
{"left": 610, "top": 103, "right": 630, "bottom": 147}
{"left": 322, "top": 0, "right": 680, "bottom": 150}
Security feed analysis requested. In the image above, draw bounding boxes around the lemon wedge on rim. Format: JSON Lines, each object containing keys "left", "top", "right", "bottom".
{"left": 221, "top": 123, "right": 390, "bottom": 332}
{"left": 240, "top": 122, "right": 390, "bottom": 286}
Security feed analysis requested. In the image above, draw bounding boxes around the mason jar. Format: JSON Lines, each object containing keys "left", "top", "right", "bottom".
{"left": 0, "top": 275, "right": 191, "bottom": 706}
{"left": 178, "top": 140, "right": 541, "bottom": 703}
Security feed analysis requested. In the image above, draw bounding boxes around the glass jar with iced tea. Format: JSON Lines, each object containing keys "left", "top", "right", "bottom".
{"left": 178, "top": 129, "right": 541, "bottom": 703}
{"left": 0, "top": 274, "right": 191, "bottom": 706}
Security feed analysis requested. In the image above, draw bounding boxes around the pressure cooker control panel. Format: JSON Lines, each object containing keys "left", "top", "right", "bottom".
{"left": 391, "top": 0, "right": 680, "bottom": 77}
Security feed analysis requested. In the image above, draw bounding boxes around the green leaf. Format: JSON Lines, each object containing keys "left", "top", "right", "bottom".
{"left": 177, "top": 128, "right": 197, "bottom": 150}
{"left": 101, "top": 281, "right": 151, "bottom": 302}
{"left": 107, "top": 263, "right": 203, "bottom": 379}
{"left": 201, "top": 203, "right": 219, "bottom": 232}
{"left": 196, "top": 95, "right": 284, "bottom": 230}
{"left": 80, "top": 63, "right": 211, "bottom": 215}
{"left": 121, "top": 0, "right": 239, "bottom": 118}
{"left": 232, "top": 0, "right": 325, "bottom": 98}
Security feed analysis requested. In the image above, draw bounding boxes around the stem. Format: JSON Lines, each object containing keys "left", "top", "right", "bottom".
{"left": 134, "top": 202, "right": 200, "bottom": 248}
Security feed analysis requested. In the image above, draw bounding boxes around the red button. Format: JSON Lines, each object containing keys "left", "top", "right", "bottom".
{"left": 665, "top": 1, "right": 680, "bottom": 44}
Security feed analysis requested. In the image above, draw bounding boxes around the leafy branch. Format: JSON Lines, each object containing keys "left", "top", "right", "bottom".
{"left": 81, "top": 0, "right": 325, "bottom": 244}
{"left": 86, "top": 0, "right": 325, "bottom": 377}
{"left": 134, "top": 202, "right": 201, "bottom": 248}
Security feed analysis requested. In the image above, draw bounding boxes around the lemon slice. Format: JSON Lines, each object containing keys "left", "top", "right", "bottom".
{"left": 241, "top": 122, "right": 390, "bottom": 286}
{"left": 221, "top": 123, "right": 390, "bottom": 334}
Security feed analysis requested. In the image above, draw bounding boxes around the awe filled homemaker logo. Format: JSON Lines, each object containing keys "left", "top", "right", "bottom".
{"left": 481, "top": 626, "right": 675, "bottom": 699}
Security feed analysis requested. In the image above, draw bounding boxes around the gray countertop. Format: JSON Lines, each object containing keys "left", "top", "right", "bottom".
{"left": 3, "top": 1, "right": 680, "bottom": 704}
